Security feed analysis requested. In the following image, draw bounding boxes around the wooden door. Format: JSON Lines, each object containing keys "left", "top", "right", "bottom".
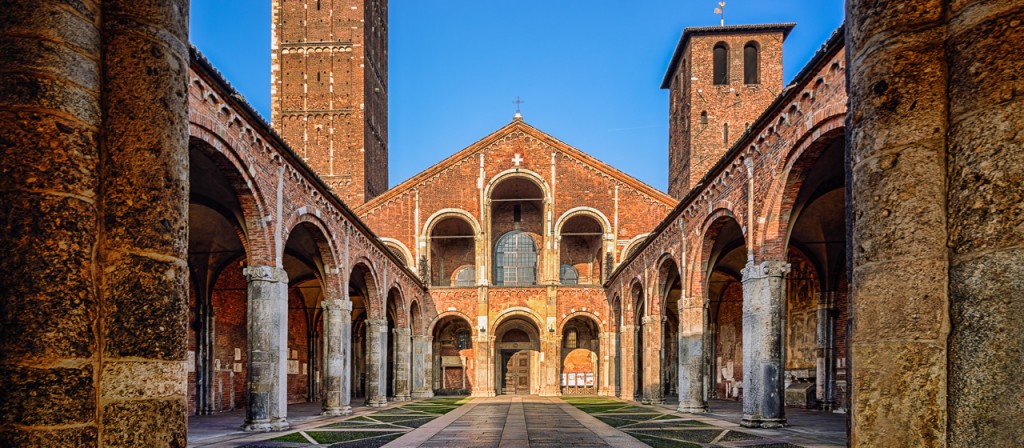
{"left": 504, "top": 351, "right": 531, "bottom": 395}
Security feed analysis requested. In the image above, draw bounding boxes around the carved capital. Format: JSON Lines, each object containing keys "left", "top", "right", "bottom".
{"left": 243, "top": 265, "right": 289, "bottom": 283}
{"left": 741, "top": 260, "right": 791, "bottom": 280}
{"left": 366, "top": 319, "right": 388, "bottom": 330}
{"left": 394, "top": 327, "right": 411, "bottom": 336}
{"left": 322, "top": 299, "right": 345, "bottom": 311}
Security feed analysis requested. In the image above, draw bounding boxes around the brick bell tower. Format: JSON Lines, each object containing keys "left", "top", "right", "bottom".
{"left": 663, "top": 24, "right": 794, "bottom": 199}
{"left": 272, "top": 0, "right": 388, "bottom": 206}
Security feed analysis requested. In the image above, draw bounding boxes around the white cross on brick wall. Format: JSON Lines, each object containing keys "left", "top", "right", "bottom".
{"left": 512, "top": 154, "right": 524, "bottom": 166}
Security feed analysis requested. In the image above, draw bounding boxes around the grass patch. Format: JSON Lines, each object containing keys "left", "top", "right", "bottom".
{"left": 268, "top": 432, "right": 310, "bottom": 443}
{"left": 306, "top": 431, "right": 401, "bottom": 444}
{"left": 366, "top": 414, "right": 435, "bottom": 423}
{"left": 626, "top": 429, "right": 724, "bottom": 444}
{"left": 348, "top": 416, "right": 375, "bottom": 422}
{"left": 323, "top": 421, "right": 400, "bottom": 429}
{"left": 575, "top": 404, "right": 628, "bottom": 413}
{"left": 390, "top": 417, "right": 435, "bottom": 428}
{"left": 400, "top": 406, "right": 455, "bottom": 414}
{"left": 628, "top": 433, "right": 702, "bottom": 448}
{"left": 626, "top": 420, "right": 713, "bottom": 429}
{"left": 327, "top": 432, "right": 402, "bottom": 448}
{"left": 373, "top": 407, "right": 428, "bottom": 415}
{"left": 596, "top": 416, "right": 640, "bottom": 427}
{"left": 719, "top": 429, "right": 763, "bottom": 442}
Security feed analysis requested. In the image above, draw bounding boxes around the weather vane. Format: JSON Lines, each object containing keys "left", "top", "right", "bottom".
{"left": 715, "top": 1, "right": 726, "bottom": 26}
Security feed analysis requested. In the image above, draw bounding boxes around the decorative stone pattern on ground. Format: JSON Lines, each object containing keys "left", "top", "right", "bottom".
{"left": 562, "top": 397, "right": 804, "bottom": 448}
{"left": 242, "top": 397, "right": 469, "bottom": 448}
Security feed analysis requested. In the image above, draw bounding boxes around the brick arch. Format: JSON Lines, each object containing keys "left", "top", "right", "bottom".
{"left": 558, "top": 310, "right": 605, "bottom": 334}
{"left": 656, "top": 253, "right": 683, "bottom": 314}
{"left": 188, "top": 128, "right": 273, "bottom": 265}
{"left": 692, "top": 209, "right": 746, "bottom": 306}
{"left": 483, "top": 168, "right": 552, "bottom": 203}
{"left": 757, "top": 117, "right": 847, "bottom": 260}
{"left": 379, "top": 238, "right": 414, "bottom": 269}
{"left": 385, "top": 286, "right": 409, "bottom": 328}
{"left": 554, "top": 207, "right": 612, "bottom": 236}
{"left": 408, "top": 299, "right": 424, "bottom": 336}
{"left": 428, "top": 311, "right": 474, "bottom": 336}
{"left": 628, "top": 278, "right": 646, "bottom": 324}
{"left": 423, "top": 208, "right": 482, "bottom": 238}
{"left": 349, "top": 259, "right": 383, "bottom": 321}
{"left": 284, "top": 213, "right": 343, "bottom": 301}
{"left": 492, "top": 307, "right": 545, "bottom": 335}
{"left": 620, "top": 233, "right": 651, "bottom": 262}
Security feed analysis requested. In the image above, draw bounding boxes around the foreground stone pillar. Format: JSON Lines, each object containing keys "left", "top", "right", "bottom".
{"left": 815, "top": 291, "right": 836, "bottom": 410}
{"left": 741, "top": 260, "right": 790, "bottom": 428}
{"left": 340, "top": 303, "right": 354, "bottom": 413}
{"left": 365, "top": 319, "right": 388, "bottom": 407}
{"left": 243, "top": 266, "right": 290, "bottom": 431}
{"left": 411, "top": 336, "right": 434, "bottom": 398}
{"left": 641, "top": 316, "right": 664, "bottom": 404}
{"left": 597, "top": 332, "right": 616, "bottom": 397}
{"left": 393, "top": 327, "right": 412, "bottom": 401}
{"left": 322, "top": 299, "right": 351, "bottom": 415}
{"left": 847, "top": 2, "right": 1024, "bottom": 445}
{"left": 678, "top": 296, "right": 706, "bottom": 413}
{"left": 0, "top": 0, "right": 189, "bottom": 445}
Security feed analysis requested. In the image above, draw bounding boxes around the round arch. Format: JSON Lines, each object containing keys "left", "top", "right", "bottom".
{"left": 379, "top": 238, "right": 414, "bottom": 269}
{"left": 422, "top": 208, "right": 482, "bottom": 239}
{"left": 428, "top": 310, "right": 475, "bottom": 336}
{"left": 620, "top": 233, "right": 651, "bottom": 262}
{"left": 483, "top": 168, "right": 552, "bottom": 203}
{"left": 554, "top": 207, "right": 612, "bottom": 237}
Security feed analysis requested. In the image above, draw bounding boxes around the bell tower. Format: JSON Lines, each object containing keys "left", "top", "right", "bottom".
{"left": 663, "top": 24, "right": 794, "bottom": 199}
{"left": 271, "top": 0, "right": 389, "bottom": 205}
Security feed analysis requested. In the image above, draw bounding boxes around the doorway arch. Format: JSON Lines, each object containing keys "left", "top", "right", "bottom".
{"left": 492, "top": 316, "right": 542, "bottom": 396}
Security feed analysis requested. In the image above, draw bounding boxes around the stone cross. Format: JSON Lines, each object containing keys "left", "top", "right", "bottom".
{"left": 512, "top": 154, "right": 524, "bottom": 166}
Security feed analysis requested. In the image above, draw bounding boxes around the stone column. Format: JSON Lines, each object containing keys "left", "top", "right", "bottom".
{"left": 598, "top": 332, "right": 616, "bottom": 397}
{"left": 1, "top": 1, "right": 190, "bottom": 444}
{"left": 642, "top": 316, "right": 664, "bottom": 404}
{"left": 322, "top": 299, "right": 351, "bottom": 415}
{"left": 678, "top": 296, "right": 706, "bottom": 413}
{"left": 618, "top": 324, "right": 635, "bottom": 401}
{"left": 340, "top": 302, "right": 353, "bottom": 413}
{"left": 365, "top": 319, "right": 388, "bottom": 407}
{"left": 393, "top": 327, "right": 412, "bottom": 401}
{"left": 815, "top": 291, "right": 836, "bottom": 410}
{"left": 412, "top": 336, "right": 434, "bottom": 398}
{"left": 740, "top": 260, "right": 790, "bottom": 428}
{"left": 243, "top": 266, "right": 290, "bottom": 431}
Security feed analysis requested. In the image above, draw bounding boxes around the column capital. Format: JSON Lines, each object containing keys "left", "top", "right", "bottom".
{"left": 243, "top": 265, "right": 289, "bottom": 283}
{"left": 413, "top": 335, "right": 433, "bottom": 342}
{"left": 394, "top": 327, "right": 411, "bottom": 336}
{"left": 322, "top": 299, "right": 352, "bottom": 311}
{"left": 366, "top": 319, "right": 388, "bottom": 329}
{"left": 741, "top": 260, "right": 791, "bottom": 280}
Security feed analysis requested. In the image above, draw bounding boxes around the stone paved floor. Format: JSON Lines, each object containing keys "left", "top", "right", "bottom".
{"left": 386, "top": 396, "right": 647, "bottom": 448}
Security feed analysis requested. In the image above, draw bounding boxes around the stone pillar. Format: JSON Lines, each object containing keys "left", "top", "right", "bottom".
{"left": 340, "top": 302, "right": 353, "bottom": 412}
{"left": 641, "top": 316, "right": 664, "bottom": 404}
{"left": 393, "top": 327, "right": 412, "bottom": 401}
{"left": 322, "top": 299, "right": 351, "bottom": 415}
{"left": 816, "top": 291, "right": 836, "bottom": 410}
{"left": 678, "top": 296, "right": 706, "bottom": 413}
{"left": 598, "top": 332, "right": 616, "bottom": 397}
{"left": 411, "top": 336, "right": 434, "bottom": 398}
{"left": 848, "top": 2, "right": 1024, "bottom": 445}
{"left": 740, "top": 260, "right": 790, "bottom": 428}
{"left": 618, "top": 324, "right": 635, "bottom": 401}
{"left": 1, "top": 1, "right": 190, "bottom": 444}
{"left": 243, "top": 266, "right": 290, "bottom": 431}
{"left": 365, "top": 319, "right": 388, "bottom": 407}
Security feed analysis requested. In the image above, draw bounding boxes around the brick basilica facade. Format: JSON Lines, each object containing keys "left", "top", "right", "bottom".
{"left": 1, "top": 0, "right": 1022, "bottom": 446}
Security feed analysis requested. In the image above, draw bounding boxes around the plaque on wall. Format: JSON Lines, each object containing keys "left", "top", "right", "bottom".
{"left": 233, "top": 362, "right": 242, "bottom": 373}
{"left": 561, "top": 373, "right": 567, "bottom": 386}
{"left": 441, "top": 356, "right": 462, "bottom": 367}
{"left": 187, "top": 351, "right": 195, "bottom": 373}
{"left": 576, "top": 373, "right": 585, "bottom": 387}
{"left": 234, "top": 347, "right": 241, "bottom": 361}
{"left": 585, "top": 373, "right": 594, "bottom": 387}
{"left": 288, "top": 360, "right": 299, "bottom": 375}
{"left": 301, "top": 363, "right": 307, "bottom": 374}
{"left": 214, "top": 359, "right": 221, "bottom": 371}
{"left": 290, "top": 349, "right": 298, "bottom": 359}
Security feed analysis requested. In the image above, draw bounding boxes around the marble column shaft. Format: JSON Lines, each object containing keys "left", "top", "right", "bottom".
{"left": 322, "top": 299, "right": 352, "bottom": 415}
{"left": 618, "top": 324, "right": 635, "bottom": 401}
{"left": 365, "top": 319, "right": 388, "bottom": 407}
{"left": 411, "top": 336, "right": 434, "bottom": 398}
{"left": 741, "top": 260, "right": 790, "bottom": 428}
{"left": 642, "top": 316, "right": 664, "bottom": 404}
{"left": 243, "top": 266, "right": 290, "bottom": 431}
{"left": 678, "top": 297, "right": 706, "bottom": 413}
{"left": 393, "top": 327, "right": 412, "bottom": 401}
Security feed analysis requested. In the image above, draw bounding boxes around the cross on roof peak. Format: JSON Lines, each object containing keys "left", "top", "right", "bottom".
{"left": 513, "top": 96, "right": 524, "bottom": 120}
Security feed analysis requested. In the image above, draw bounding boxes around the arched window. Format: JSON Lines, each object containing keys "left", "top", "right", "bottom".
{"left": 565, "top": 328, "right": 578, "bottom": 349}
{"left": 713, "top": 42, "right": 729, "bottom": 85}
{"left": 456, "top": 329, "right": 471, "bottom": 350}
{"left": 723, "top": 122, "right": 729, "bottom": 144}
{"left": 453, "top": 266, "right": 476, "bottom": 287}
{"left": 494, "top": 231, "right": 537, "bottom": 286}
{"left": 700, "top": 111, "right": 708, "bottom": 126}
{"left": 560, "top": 265, "right": 579, "bottom": 285}
{"left": 744, "top": 42, "right": 760, "bottom": 84}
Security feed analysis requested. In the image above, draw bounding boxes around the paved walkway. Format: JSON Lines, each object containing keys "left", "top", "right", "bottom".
{"left": 386, "top": 396, "right": 646, "bottom": 448}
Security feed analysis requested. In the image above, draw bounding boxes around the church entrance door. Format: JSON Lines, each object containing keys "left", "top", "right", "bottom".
{"left": 502, "top": 350, "right": 531, "bottom": 395}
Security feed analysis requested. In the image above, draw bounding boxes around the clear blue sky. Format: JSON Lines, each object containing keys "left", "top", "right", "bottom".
{"left": 190, "top": 1, "right": 845, "bottom": 192}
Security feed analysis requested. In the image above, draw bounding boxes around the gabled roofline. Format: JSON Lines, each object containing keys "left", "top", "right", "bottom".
{"left": 660, "top": 23, "right": 796, "bottom": 89}
{"left": 189, "top": 47, "right": 427, "bottom": 291}
{"left": 608, "top": 23, "right": 845, "bottom": 286}
{"left": 354, "top": 120, "right": 677, "bottom": 214}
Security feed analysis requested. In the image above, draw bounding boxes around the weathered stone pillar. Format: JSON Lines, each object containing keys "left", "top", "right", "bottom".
{"left": 618, "top": 324, "right": 635, "bottom": 401}
{"left": 340, "top": 302, "right": 353, "bottom": 413}
{"left": 411, "top": 336, "right": 434, "bottom": 398}
{"left": 641, "top": 316, "right": 664, "bottom": 404}
{"left": 393, "top": 327, "right": 412, "bottom": 401}
{"left": 847, "top": 2, "right": 1024, "bottom": 445}
{"left": 322, "top": 299, "right": 351, "bottom": 415}
{"left": 243, "top": 266, "right": 290, "bottom": 431}
{"left": 740, "top": 260, "right": 790, "bottom": 428}
{"left": 0, "top": 0, "right": 190, "bottom": 444}
{"left": 815, "top": 291, "right": 836, "bottom": 410}
{"left": 678, "top": 296, "right": 706, "bottom": 413}
{"left": 598, "top": 332, "right": 616, "bottom": 397}
{"left": 365, "top": 319, "right": 388, "bottom": 407}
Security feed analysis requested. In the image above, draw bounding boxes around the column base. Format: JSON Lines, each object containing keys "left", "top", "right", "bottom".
{"left": 271, "top": 418, "right": 290, "bottom": 431}
{"left": 677, "top": 404, "right": 707, "bottom": 414}
{"left": 241, "top": 421, "right": 274, "bottom": 432}
{"left": 322, "top": 407, "right": 350, "bottom": 416}
{"left": 393, "top": 394, "right": 412, "bottom": 402}
{"left": 472, "top": 389, "right": 496, "bottom": 398}
{"left": 641, "top": 399, "right": 665, "bottom": 405}
{"left": 741, "top": 417, "right": 787, "bottom": 429}
{"left": 597, "top": 387, "right": 615, "bottom": 397}
{"left": 367, "top": 397, "right": 388, "bottom": 407}
{"left": 411, "top": 391, "right": 434, "bottom": 399}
